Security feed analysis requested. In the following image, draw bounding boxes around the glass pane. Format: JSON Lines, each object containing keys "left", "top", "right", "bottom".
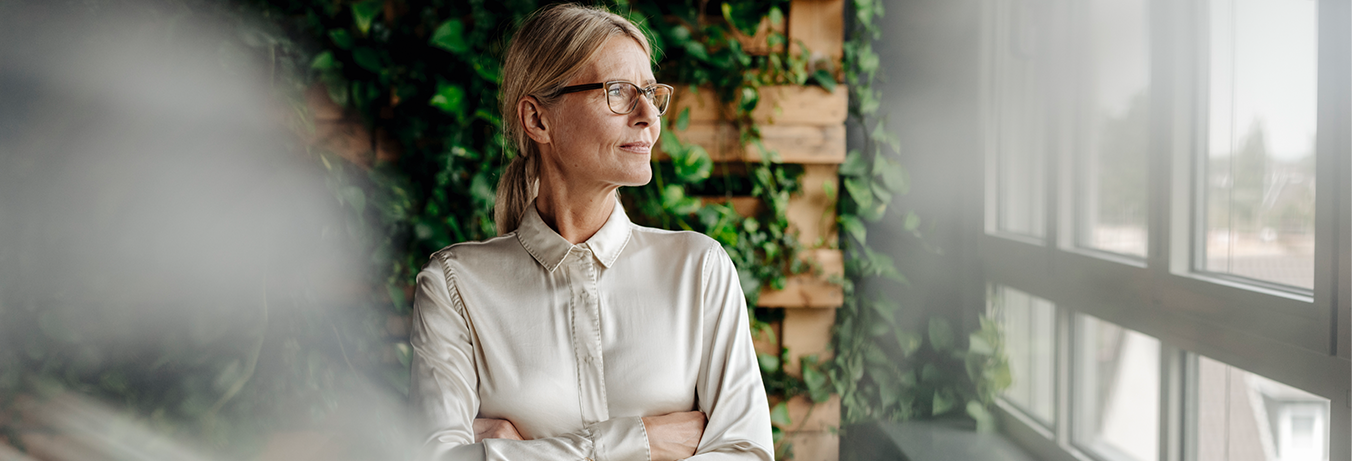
{"left": 992, "top": 285, "right": 1056, "bottom": 425}
{"left": 1077, "top": 0, "right": 1150, "bottom": 257}
{"left": 1196, "top": 355, "right": 1329, "bottom": 461}
{"left": 1074, "top": 315, "right": 1160, "bottom": 461}
{"left": 1203, "top": 0, "right": 1317, "bottom": 289}
{"left": 993, "top": 0, "right": 1047, "bottom": 238}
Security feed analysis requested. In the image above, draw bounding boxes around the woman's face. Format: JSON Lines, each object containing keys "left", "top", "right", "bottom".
{"left": 542, "top": 36, "right": 660, "bottom": 190}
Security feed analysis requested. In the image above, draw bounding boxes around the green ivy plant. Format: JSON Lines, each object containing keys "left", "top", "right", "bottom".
{"left": 831, "top": 0, "right": 1012, "bottom": 441}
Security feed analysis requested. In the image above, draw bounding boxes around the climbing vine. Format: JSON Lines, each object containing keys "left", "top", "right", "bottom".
{"left": 832, "top": 0, "right": 1012, "bottom": 442}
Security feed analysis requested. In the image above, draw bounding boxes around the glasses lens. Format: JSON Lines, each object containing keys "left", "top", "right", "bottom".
{"left": 604, "top": 82, "right": 672, "bottom": 115}
{"left": 651, "top": 85, "right": 672, "bottom": 115}
{"left": 606, "top": 82, "right": 639, "bottom": 114}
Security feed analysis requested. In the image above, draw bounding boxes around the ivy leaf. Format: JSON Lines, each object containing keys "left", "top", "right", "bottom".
{"left": 340, "top": 186, "right": 366, "bottom": 213}
{"left": 968, "top": 333, "right": 993, "bottom": 356}
{"left": 430, "top": 19, "right": 470, "bottom": 54}
{"left": 757, "top": 352, "right": 780, "bottom": 373}
{"left": 932, "top": 390, "right": 954, "bottom": 416}
{"left": 469, "top": 170, "right": 495, "bottom": 207}
{"left": 430, "top": 81, "right": 467, "bottom": 117}
{"left": 684, "top": 40, "right": 709, "bottom": 61}
{"left": 993, "top": 361, "right": 1013, "bottom": 390}
{"left": 395, "top": 342, "right": 412, "bottom": 368}
{"left": 329, "top": 29, "right": 354, "bottom": 50}
{"left": 661, "top": 184, "right": 700, "bottom": 215}
{"left": 928, "top": 317, "right": 955, "bottom": 352}
{"left": 803, "top": 364, "right": 831, "bottom": 403}
{"left": 967, "top": 401, "right": 997, "bottom": 432}
{"left": 351, "top": 0, "right": 383, "bottom": 36}
{"left": 812, "top": 69, "right": 838, "bottom": 92}
{"left": 738, "top": 86, "right": 759, "bottom": 113}
{"left": 840, "top": 149, "right": 868, "bottom": 176}
{"left": 473, "top": 57, "right": 504, "bottom": 84}
{"left": 310, "top": 51, "right": 338, "bottom": 70}
{"left": 672, "top": 145, "right": 712, "bottom": 183}
{"left": 843, "top": 177, "right": 873, "bottom": 211}
{"left": 770, "top": 401, "right": 792, "bottom": 427}
{"left": 920, "top": 362, "right": 941, "bottom": 384}
{"left": 903, "top": 211, "right": 921, "bottom": 232}
{"left": 352, "top": 46, "right": 382, "bottom": 73}
{"left": 675, "top": 107, "right": 691, "bottom": 131}
{"left": 387, "top": 283, "right": 408, "bottom": 311}
{"left": 895, "top": 330, "right": 922, "bottom": 357}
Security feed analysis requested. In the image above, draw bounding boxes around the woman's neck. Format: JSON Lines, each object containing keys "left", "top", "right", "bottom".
{"left": 533, "top": 178, "right": 617, "bottom": 245}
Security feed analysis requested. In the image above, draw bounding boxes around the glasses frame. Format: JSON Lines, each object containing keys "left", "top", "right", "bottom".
{"left": 555, "top": 80, "right": 674, "bottom": 116}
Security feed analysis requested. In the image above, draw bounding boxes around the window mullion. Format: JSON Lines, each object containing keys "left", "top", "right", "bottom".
{"left": 1158, "top": 345, "right": 1186, "bottom": 461}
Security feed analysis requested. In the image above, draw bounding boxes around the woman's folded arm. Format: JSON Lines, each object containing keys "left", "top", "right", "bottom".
{"left": 690, "top": 245, "right": 775, "bottom": 460}
{"left": 410, "top": 259, "right": 653, "bottom": 461}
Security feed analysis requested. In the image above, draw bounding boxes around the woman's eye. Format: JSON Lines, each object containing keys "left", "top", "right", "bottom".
{"left": 607, "top": 88, "right": 625, "bottom": 98}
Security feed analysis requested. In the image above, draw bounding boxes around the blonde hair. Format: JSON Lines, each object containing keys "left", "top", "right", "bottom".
{"left": 493, "top": 3, "right": 653, "bottom": 235}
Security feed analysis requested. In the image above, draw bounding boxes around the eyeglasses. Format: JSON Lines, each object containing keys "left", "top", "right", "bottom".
{"left": 555, "top": 81, "right": 674, "bottom": 116}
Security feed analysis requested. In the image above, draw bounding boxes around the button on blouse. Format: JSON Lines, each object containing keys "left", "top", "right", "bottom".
{"left": 410, "top": 200, "right": 774, "bottom": 461}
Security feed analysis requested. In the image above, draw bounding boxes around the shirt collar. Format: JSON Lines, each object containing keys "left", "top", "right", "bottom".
{"left": 516, "top": 197, "right": 632, "bottom": 273}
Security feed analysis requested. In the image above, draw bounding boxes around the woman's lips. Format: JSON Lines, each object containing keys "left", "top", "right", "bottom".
{"left": 619, "top": 142, "right": 652, "bottom": 154}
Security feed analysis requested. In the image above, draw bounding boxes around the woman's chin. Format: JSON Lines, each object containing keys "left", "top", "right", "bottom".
{"left": 617, "top": 164, "right": 653, "bottom": 187}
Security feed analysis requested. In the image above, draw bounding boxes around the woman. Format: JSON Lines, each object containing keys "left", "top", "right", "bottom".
{"left": 409, "top": 4, "right": 774, "bottom": 461}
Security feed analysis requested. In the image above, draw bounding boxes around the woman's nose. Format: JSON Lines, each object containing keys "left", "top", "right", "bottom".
{"left": 630, "top": 94, "right": 660, "bottom": 127}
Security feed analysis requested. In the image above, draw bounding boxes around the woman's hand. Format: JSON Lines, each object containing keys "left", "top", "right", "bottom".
{"left": 474, "top": 418, "right": 524, "bottom": 442}
{"left": 642, "top": 411, "right": 707, "bottom": 461}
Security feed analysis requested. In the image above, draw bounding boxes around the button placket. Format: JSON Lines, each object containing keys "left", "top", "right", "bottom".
{"left": 569, "top": 245, "right": 608, "bottom": 425}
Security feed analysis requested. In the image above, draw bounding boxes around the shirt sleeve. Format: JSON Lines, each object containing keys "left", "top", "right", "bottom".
{"left": 409, "top": 256, "right": 652, "bottom": 461}
{"left": 689, "top": 245, "right": 776, "bottom": 460}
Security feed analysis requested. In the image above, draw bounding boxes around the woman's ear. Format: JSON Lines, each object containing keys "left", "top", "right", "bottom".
{"left": 519, "top": 96, "right": 551, "bottom": 145}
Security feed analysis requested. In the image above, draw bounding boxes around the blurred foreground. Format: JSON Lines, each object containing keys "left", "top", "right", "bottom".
{"left": 0, "top": 1, "right": 416, "bottom": 458}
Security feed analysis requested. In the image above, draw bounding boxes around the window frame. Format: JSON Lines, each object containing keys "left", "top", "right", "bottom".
{"left": 978, "top": 0, "right": 1352, "bottom": 459}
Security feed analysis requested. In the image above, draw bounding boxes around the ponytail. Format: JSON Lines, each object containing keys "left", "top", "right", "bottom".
{"left": 493, "top": 151, "right": 538, "bottom": 236}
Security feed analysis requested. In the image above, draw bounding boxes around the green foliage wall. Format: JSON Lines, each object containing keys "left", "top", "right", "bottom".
{"left": 0, "top": 0, "right": 1010, "bottom": 457}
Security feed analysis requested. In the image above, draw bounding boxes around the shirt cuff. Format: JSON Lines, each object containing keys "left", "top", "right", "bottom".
{"left": 588, "top": 416, "right": 650, "bottom": 461}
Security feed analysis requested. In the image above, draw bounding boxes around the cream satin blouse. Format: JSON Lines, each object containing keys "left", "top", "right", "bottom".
{"left": 409, "top": 200, "right": 774, "bottom": 461}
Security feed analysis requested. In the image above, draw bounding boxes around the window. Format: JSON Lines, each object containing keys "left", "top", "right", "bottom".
{"left": 978, "top": 0, "right": 1348, "bottom": 460}
{"left": 1201, "top": 0, "right": 1318, "bottom": 290}
{"left": 1073, "top": 315, "right": 1160, "bottom": 461}
{"left": 1075, "top": 0, "right": 1151, "bottom": 258}
{"left": 990, "top": 0, "right": 1048, "bottom": 239}
{"left": 1194, "top": 355, "right": 1329, "bottom": 461}
{"left": 993, "top": 285, "right": 1056, "bottom": 425}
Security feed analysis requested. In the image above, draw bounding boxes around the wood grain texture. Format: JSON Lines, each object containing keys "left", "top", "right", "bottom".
{"left": 788, "top": 0, "right": 844, "bottom": 64}
{"left": 758, "top": 249, "right": 844, "bottom": 308}
{"left": 788, "top": 164, "right": 840, "bottom": 246}
{"left": 669, "top": 85, "right": 847, "bottom": 125}
{"left": 657, "top": 123, "right": 845, "bottom": 164}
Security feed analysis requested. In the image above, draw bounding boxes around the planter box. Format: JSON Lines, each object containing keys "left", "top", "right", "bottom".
{"left": 758, "top": 249, "right": 843, "bottom": 308}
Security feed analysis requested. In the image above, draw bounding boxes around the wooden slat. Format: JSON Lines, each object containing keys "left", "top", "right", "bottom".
{"left": 788, "top": 164, "right": 839, "bottom": 246}
{"left": 732, "top": 16, "right": 786, "bottom": 55}
{"left": 780, "top": 308, "right": 836, "bottom": 376}
{"left": 788, "top": 0, "right": 845, "bottom": 64}
{"left": 768, "top": 395, "right": 841, "bottom": 432}
{"left": 657, "top": 123, "right": 845, "bottom": 164}
{"left": 777, "top": 430, "right": 839, "bottom": 461}
{"left": 752, "top": 86, "right": 848, "bottom": 125}
{"left": 670, "top": 85, "right": 847, "bottom": 125}
{"left": 753, "top": 319, "right": 782, "bottom": 357}
{"left": 758, "top": 249, "right": 843, "bottom": 308}
{"left": 700, "top": 196, "right": 764, "bottom": 217}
